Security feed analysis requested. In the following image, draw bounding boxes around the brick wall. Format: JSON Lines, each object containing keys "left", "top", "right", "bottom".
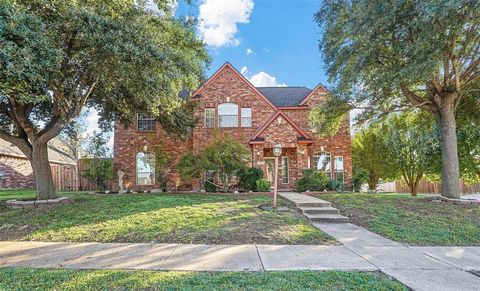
{"left": 0, "top": 155, "right": 78, "bottom": 190}
{"left": 113, "top": 121, "right": 192, "bottom": 191}
{"left": 192, "top": 66, "right": 276, "bottom": 152}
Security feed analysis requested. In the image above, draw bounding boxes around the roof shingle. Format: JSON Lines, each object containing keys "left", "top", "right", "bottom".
{"left": 256, "top": 87, "right": 311, "bottom": 107}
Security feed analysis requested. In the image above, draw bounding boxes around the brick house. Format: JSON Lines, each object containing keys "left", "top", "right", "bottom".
{"left": 113, "top": 63, "right": 352, "bottom": 191}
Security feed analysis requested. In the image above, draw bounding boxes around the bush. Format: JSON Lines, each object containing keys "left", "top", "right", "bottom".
{"left": 327, "top": 179, "right": 343, "bottom": 191}
{"left": 239, "top": 167, "right": 264, "bottom": 191}
{"left": 204, "top": 179, "right": 216, "bottom": 192}
{"left": 255, "top": 179, "right": 271, "bottom": 192}
{"left": 296, "top": 169, "right": 329, "bottom": 192}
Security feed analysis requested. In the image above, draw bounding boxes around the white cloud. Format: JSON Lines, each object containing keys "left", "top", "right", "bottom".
{"left": 249, "top": 72, "right": 287, "bottom": 87}
{"left": 240, "top": 66, "right": 249, "bottom": 75}
{"left": 145, "top": 0, "right": 177, "bottom": 15}
{"left": 198, "top": 0, "right": 254, "bottom": 47}
{"left": 246, "top": 48, "right": 254, "bottom": 55}
{"left": 262, "top": 47, "right": 270, "bottom": 53}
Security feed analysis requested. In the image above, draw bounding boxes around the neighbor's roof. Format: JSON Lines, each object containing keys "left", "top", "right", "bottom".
{"left": 256, "top": 87, "right": 312, "bottom": 107}
{"left": 0, "top": 138, "right": 76, "bottom": 165}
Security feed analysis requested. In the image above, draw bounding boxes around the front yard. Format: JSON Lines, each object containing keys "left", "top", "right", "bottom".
{"left": 317, "top": 193, "right": 480, "bottom": 246}
{"left": 0, "top": 268, "right": 406, "bottom": 290}
{"left": 0, "top": 190, "right": 334, "bottom": 245}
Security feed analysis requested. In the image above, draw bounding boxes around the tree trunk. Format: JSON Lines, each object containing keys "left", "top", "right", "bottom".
{"left": 436, "top": 95, "right": 461, "bottom": 199}
{"left": 30, "top": 142, "right": 57, "bottom": 200}
{"left": 368, "top": 174, "right": 378, "bottom": 191}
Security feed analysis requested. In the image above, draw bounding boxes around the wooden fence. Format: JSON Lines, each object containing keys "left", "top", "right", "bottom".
{"left": 51, "top": 163, "right": 79, "bottom": 191}
{"left": 77, "top": 158, "right": 115, "bottom": 191}
{"left": 379, "top": 180, "right": 480, "bottom": 194}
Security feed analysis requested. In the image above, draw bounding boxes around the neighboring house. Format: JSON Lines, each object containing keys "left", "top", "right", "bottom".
{"left": 113, "top": 63, "right": 352, "bottom": 191}
{"left": 0, "top": 138, "right": 78, "bottom": 190}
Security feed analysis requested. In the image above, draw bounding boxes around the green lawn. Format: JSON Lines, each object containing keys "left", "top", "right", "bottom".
{"left": 317, "top": 193, "right": 480, "bottom": 246}
{"left": 0, "top": 190, "right": 334, "bottom": 245}
{"left": 0, "top": 268, "right": 406, "bottom": 291}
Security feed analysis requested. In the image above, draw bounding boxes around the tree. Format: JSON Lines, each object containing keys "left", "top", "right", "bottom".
{"left": 178, "top": 136, "right": 250, "bottom": 192}
{"left": 352, "top": 125, "right": 393, "bottom": 191}
{"left": 383, "top": 112, "right": 441, "bottom": 196}
{"left": 58, "top": 119, "right": 86, "bottom": 160}
{"left": 153, "top": 144, "right": 172, "bottom": 192}
{"left": 314, "top": 0, "right": 480, "bottom": 198}
{"left": 0, "top": 1, "right": 208, "bottom": 199}
{"left": 81, "top": 132, "right": 113, "bottom": 191}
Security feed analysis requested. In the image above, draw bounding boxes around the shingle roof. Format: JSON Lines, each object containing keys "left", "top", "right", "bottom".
{"left": 256, "top": 87, "right": 312, "bottom": 107}
{"left": 0, "top": 138, "right": 76, "bottom": 165}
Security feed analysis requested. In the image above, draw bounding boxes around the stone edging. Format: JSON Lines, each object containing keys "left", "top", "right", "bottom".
{"left": 6, "top": 197, "right": 74, "bottom": 209}
{"left": 433, "top": 196, "right": 480, "bottom": 205}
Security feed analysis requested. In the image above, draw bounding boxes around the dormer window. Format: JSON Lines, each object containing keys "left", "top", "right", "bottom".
{"left": 218, "top": 103, "right": 238, "bottom": 128}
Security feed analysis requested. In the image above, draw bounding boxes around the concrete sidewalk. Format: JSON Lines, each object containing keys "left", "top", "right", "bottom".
{"left": 1, "top": 192, "right": 480, "bottom": 291}
{"left": 279, "top": 192, "right": 480, "bottom": 291}
{"left": 0, "top": 241, "right": 376, "bottom": 271}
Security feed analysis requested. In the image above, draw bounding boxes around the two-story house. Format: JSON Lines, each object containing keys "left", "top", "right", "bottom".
{"left": 113, "top": 63, "right": 352, "bottom": 191}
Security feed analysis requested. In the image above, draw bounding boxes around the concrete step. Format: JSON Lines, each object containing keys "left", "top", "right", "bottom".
{"left": 296, "top": 201, "right": 331, "bottom": 208}
{"left": 301, "top": 207, "right": 339, "bottom": 215}
{"left": 304, "top": 213, "right": 349, "bottom": 223}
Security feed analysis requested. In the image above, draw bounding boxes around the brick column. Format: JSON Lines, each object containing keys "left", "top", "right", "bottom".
{"left": 296, "top": 144, "right": 308, "bottom": 180}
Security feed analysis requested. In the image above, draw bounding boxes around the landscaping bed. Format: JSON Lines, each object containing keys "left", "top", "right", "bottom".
{"left": 0, "top": 190, "right": 335, "bottom": 245}
{"left": 317, "top": 193, "right": 480, "bottom": 246}
{"left": 0, "top": 268, "right": 407, "bottom": 290}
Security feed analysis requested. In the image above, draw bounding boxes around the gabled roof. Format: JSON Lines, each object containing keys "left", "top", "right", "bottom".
{"left": 257, "top": 87, "right": 312, "bottom": 107}
{"left": 298, "top": 83, "right": 328, "bottom": 106}
{"left": 249, "top": 110, "right": 313, "bottom": 144}
{"left": 192, "top": 62, "right": 277, "bottom": 110}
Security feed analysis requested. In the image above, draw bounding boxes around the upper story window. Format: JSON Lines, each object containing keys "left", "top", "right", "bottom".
{"left": 241, "top": 108, "right": 252, "bottom": 127}
{"left": 218, "top": 103, "right": 238, "bottom": 128}
{"left": 312, "top": 151, "right": 331, "bottom": 178}
{"left": 137, "top": 113, "right": 156, "bottom": 131}
{"left": 205, "top": 108, "right": 215, "bottom": 128}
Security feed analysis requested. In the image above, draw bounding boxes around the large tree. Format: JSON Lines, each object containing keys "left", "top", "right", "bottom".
{"left": 313, "top": 0, "right": 480, "bottom": 198}
{"left": 0, "top": 0, "right": 208, "bottom": 199}
{"left": 383, "top": 112, "right": 441, "bottom": 196}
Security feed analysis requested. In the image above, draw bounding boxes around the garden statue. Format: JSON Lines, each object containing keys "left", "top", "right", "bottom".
{"left": 117, "top": 170, "right": 125, "bottom": 193}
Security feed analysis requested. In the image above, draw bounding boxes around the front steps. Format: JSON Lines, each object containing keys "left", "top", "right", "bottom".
{"left": 279, "top": 192, "right": 349, "bottom": 223}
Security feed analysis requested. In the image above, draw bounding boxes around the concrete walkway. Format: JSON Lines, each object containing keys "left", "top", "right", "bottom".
{"left": 280, "top": 192, "right": 480, "bottom": 291}
{"left": 1, "top": 192, "right": 479, "bottom": 291}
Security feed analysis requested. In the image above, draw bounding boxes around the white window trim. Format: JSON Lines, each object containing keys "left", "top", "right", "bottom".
{"left": 281, "top": 156, "right": 289, "bottom": 184}
{"left": 218, "top": 103, "right": 238, "bottom": 128}
{"left": 204, "top": 108, "right": 215, "bottom": 128}
{"left": 334, "top": 156, "right": 345, "bottom": 183}
{"left": 312, "top": 151, "right": 332, "bottom": 179}
{"left": 137, "top": 113, "right": 156, "bottom": 131}
{"left": 241, "top": 107, "right": 252, "bottom": 128}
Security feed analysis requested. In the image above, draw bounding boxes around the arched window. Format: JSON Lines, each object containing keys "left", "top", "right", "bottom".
{"left": 218, "top": 103, "right": 238, "bottom": 127}
{"left": 136, "top": 152, "right": 155, "bottom": 185}
{"left": 312, "top": 152, "right": 331, "bottom": 178}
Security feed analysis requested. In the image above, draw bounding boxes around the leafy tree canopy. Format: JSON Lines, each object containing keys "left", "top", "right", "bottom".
{"left": 0, "top": 0, "right": 208, "bottom": 199}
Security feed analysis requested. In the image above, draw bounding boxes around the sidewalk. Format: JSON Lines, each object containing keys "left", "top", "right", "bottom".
{"left": 1, "top": 192, "right": 480, "bottom": 291}
{"left": 280, "top": 192, "right": 480, "bottom": 291}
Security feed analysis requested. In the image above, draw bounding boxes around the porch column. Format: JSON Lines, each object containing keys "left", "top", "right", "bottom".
{"left": 252, "top": 144, "right": 265, "bottom": 169}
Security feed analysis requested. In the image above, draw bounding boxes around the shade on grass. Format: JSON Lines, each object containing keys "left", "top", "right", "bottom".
{"left": 0, "top": 190, "right": 334, "bottom": 245}
{"left": 0, "top": 268, "right": 407, "bottom": 290}
{"left": 319, "top": 193, "right": 480, "bottom": 246}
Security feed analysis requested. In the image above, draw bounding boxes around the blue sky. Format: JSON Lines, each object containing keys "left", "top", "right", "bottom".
{"left": 177, "top": 0, "right": 328, "bottom": 89}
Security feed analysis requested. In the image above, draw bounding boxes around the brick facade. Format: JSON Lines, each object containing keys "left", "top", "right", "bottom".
{"left": 113, "top": 62, "right": 352, "bottom": 191}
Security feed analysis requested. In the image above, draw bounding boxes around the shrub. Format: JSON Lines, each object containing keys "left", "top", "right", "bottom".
{"left": 204, "top": 179, "right": 216, "bottom": 192}
{"left": 239, "top": 167, "right": 264, "bottom": 191}
{"left": 255, "top": 179, "right": 271, "bottom": 192}
{"left": 327, "top": 179, "right": 343, "bottom": 191}
{"left": 296, "top": 169, "right": 329, "bottom": 192}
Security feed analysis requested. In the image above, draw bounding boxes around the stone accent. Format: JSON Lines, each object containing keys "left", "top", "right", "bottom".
{"left": 6, "top": 197, "right": 74, "bottom": 209}
{"left": 433, "top": 196, "right": 480, "bottom": 205}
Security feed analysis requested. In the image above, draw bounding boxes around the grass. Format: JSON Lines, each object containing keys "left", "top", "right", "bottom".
{"left": 0, "top": 268, "right": 406, "bottom": 290}
{"left": 0, "top": 190, "right": 334, "bottom": 245}
{"left": 316, "top": 193, "right": 480, "bottom": 246}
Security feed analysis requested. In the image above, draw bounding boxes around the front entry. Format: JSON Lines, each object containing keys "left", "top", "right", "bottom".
{"left": 264, "top": 156, "right": 289, "bottom": 189}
